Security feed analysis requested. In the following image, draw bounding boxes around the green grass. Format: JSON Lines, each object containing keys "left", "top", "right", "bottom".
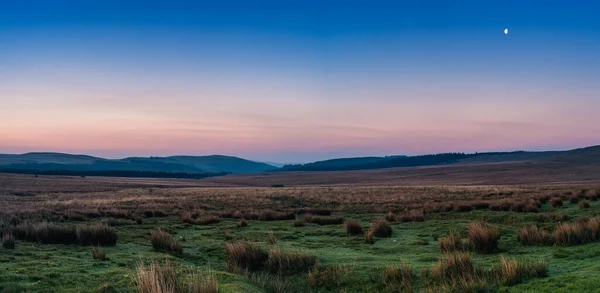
{"left": 1, "top": 200, "right": 600, "bottom": 292}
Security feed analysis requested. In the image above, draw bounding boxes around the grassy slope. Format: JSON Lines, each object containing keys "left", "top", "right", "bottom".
{"left": 2, "top": 200, "right": 600, "bottom": 292}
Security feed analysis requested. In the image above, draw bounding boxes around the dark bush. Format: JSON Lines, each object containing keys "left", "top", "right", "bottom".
{"left": 344, "top": 220, "right": 362, "bottom": 235}
{"left": 371, "top": 218, "right": 392, "bottom": 238}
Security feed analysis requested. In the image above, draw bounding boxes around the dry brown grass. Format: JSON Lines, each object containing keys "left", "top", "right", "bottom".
{"left": 92, "top": 245, "right": 106, "bottom": 261}
{"left": 553, "top": 217, "right": 600, "bottom": 246}
{"left": 267, "top": 247, "right": 317, "bottom": 274}
{"left": 135, "top": 260, "right": 218, "bottom": 293}
{"left": 344, "top": 220, "right": 362, "bottom": 235}
{"left": 150, "top": 228, "right": 183, "bottom": 254}
{"left": 365, "top": 230, "right": 374, "bottom": 244}
{"left": 225, "top": 241, "right": 268, "bottom": 272}
{"left": 467, "top": 221, "right": 499, "bottom": 253}
{"left": 371, "top": 218, "right": 392, "bottom": 238}
{"left": 516, "top": 224, "right": 553, "bottom": 245}
{"left": 439, "top": 232, "right": 464, "bottom": 253}
{"left": 2, "top": 233, "right": 15, "bottom": 249}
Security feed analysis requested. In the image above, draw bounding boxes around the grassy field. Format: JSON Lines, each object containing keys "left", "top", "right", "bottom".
{"left": 1, "top": 174, "right": 600, "bottom": 292}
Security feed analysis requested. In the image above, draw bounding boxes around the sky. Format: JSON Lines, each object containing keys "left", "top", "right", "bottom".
{"left": 1, "top": 1, "right": 599, "bottom": 163}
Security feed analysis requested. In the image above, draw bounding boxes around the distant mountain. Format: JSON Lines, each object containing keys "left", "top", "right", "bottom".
{"left": 0, "top": 153, "right": 276, "bottom": 174}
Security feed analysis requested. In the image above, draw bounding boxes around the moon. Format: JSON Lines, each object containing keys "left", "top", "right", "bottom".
{"left": 504, "top": 28, "right": 509, "bottom": 35}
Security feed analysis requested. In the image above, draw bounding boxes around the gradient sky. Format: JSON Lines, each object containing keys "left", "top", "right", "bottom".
{"left": 1, "top": 1, "right": 599, "bottom": 162}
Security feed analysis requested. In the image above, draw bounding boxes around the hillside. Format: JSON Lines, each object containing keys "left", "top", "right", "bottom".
{"left": 0, "top": 153, "right": 275, "bottom": 174}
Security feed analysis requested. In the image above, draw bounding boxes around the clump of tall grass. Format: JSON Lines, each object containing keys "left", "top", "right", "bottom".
{"left": 150, "top": 228, "right": 183, "bottom": 254}
{"left": 293, "top": 219, "right": 306, "bottom": 227}
{"left": 135, "top": 260, "right": 217, "bottom": 293}
{"left": 77, "top": 223, "right": 117, "bottom": 246}
{"left": 306, "top": 215, "right": 344, "bottom": 225}
{"left": 267, "top": 232, "right": 277, "bottom": 245}
{"left": 2, "top": 233, "right": 15, "bottom": 249}
{"left": 225, "top": 241, "right": 268, "bottom": 272}
{"left": 380, "top": 262, "right": 413, "bottom": 292}
{"left": 92, "top": 245, "right": 106, "bottom": 261}
{"left": 495, "top": 256, "right": 548, "bottom": 285}
{"left": 308, "top": 264, "right": 354, "bottom": 289}
{"left": 236, "top": 218, "right": 248, "bottom": 228}
{"left": 399, "top": 210, "right": 425, "bottom": 222}
{"left": 267, "top": 247, "right": 317, "bottom": 274}
{"left": 365, "top": 230, "right": 375, "bottom": 244}
{"left": 344, "top": 220, "right": 362, "bottom": 235}
{"left": 580, "top": 201, "right": 590, "bottom": 209}
{"left": 551, "top": 197, "right": 563, "bottom": 208}
{"left": 467, "top": 221, "right": 499, "bottom": 253}
{"left": 553, "top": 217, "right": 600, "bottom": 246}
{"left": 439, "top": 232, "right": 464, "bottom": 252}
{"left": 371, "top": 218, "right": 392, "bottom": 238}
{"left": 430, "top": 252, "right": 478, "bottom": 291}
{"left": 12, "top": 222, "right": 78, "bottom": 245}
{"left": 516, "top": 224, "right": 553, "bottom": 245}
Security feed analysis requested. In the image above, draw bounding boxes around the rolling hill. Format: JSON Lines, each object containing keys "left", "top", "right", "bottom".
{"left": 0, "top": 153, "right": 275, "bottom": 174}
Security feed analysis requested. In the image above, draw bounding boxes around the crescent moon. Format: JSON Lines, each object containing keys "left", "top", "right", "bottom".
{"left": 504, "top": 28, "right": 508, "bottom": 35}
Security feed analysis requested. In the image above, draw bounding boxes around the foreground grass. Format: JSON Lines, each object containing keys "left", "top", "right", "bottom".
{"left": 1, "top": 199, "right": 600, "bottom": 292}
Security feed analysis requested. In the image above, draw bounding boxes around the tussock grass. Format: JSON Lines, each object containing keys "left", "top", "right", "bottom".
{"left": 2, "top": 233, "right": 15, "bottom": 249}
{"left": 365, "top": 230, "right": 375, "bottom": 244}
{"left": 344, "top": 220, "right": 362, "bottom": 235}
{"left": 467, "top": 221, "right": 499, "bottom": 253}
{"left": 430, "top": 252, "right": 478, "bottom": 291}
{"left": 306, "top": 215, "right": 344, "bottom": 225}
{"left": 439, "top": 232, "right": 464, "bottom": 252}
{"left": 496, "top": 256, "right": 548, "bottom": 285}
{"left": 551, "top": 197, "right": 563, "bottom": 208}
{"left": 516, "top": 224, "right": 553, "bottom": 245}
{"left": 580, "top": 201, "right": 590, "bottom": 209}
{"left": 236, "top": 218, "right": 248, "bottom": 228}
{"left": 92, "top": 245, "right": 106, "bottom": 261}
{"left": 380, "top": 262, "right": 413, "bottom": 292}
{"left": 267, "top": 247, "right": 317, "bottom": 274}
{"left": 371, "top": 218, "right": 392, "bottom": 238}
{"left": 77, "top": 223, "right": 117, "bottom": 246}
{"left": 553, "top": 217, "right": 600, "bottom": 246}
{"left": 308, "top": 264, "right": 354, "bottom": 289}
{"left": 12, "top": 222, "right": 78, "bottom": 245}
{"left": 135, "top": 260, "right": 217, "bottom": 293}
{"left": 267, "top": 232, "right": 277, "bottom": 245}
{"left": 225, "top": 241, "right": 268, "bottom": 272}
{"left": 150, "top": 228, "right": 183, "bottom": 254}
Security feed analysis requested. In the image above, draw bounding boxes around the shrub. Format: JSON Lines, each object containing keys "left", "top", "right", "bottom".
{"left": 371, "top": 218, "right": 392, "bottom": 238}
{"left": 92, "top": 246, "right": 106, "bottom": 261}
{"left": 267, "top": 247, "right": 317, "bottom": 274}
{"left": 344, "top": 220, "right": 362, "bottom": 235}
{"left": 225, "top": 241, "right": 268, "bottom": 272}
{"left": 77, "top": 223, "right": 118, "bottom": 246}
{"left": 516, "top": 224, "right": 553, "bottom": 245}
{"left": 236, "top": 218, "right": 248, "bottom": 228}
{"left": 2, "top": 233, "right": 15, "bottom": 249}
{"left": 440, "top": 232, "right": 464, "bottom": 252}
{"left": 467, "top": 221, "right": 499, "bottom": 253}
{"left": 580, "top": 201, "right": 590, "bottom": 209}
{"left": 150, "top": 228, "right": 183, "bottom": 254}
{"left": 551, "top": 197, "right": 563, "bottom": 208}
{"left": 365, "top": 230, "right": 375, "bottom": 244}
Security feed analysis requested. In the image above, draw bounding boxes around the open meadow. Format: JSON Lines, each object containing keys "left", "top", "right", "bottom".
{"left": 1, "top": 172, "right": 600, "bottom": 293}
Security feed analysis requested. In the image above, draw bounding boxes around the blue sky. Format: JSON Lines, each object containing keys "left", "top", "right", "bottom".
{"left": 1, "top": 1, "right": 599, "bottom": 162}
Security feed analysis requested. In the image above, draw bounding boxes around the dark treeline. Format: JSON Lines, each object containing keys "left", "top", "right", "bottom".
{"left": 0, "top": 169, "right": 228, "bottom": 179}
{"left": 278, "top": 153, "right": 475, "bottom": 172}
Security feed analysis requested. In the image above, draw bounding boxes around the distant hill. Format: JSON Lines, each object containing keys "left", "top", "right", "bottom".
{"left": 0, "top": 153, "right": 276, "bottom": 174}
{"left": 275, "top": 149, "right": 587, "bottom": 172}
